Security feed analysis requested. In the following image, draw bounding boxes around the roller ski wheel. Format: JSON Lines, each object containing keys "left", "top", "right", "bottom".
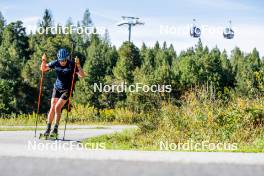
{"left": 39, "top": 133, "right": 49, "bottom": 140}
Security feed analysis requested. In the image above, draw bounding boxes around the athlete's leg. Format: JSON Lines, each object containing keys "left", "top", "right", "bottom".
{"left": 43, "top": 91, "right": 59, "bottom": 136}
{"left": 54, "top": 98, "right": 68, "bottom": 125}
{"left": 47, "top": 97, "right": 59, "bottom": 124}
{"left": 51, "top": 91, "right": 69, "bottom": 136}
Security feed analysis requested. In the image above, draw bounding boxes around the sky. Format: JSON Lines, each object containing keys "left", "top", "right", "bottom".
{"left": 0, "top": 0, "right": 264, "bottom": 56}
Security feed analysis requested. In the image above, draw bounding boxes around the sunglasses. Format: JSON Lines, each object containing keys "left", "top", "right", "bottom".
{"left": 59, "top": 59, "right": 67, "bottom": 62}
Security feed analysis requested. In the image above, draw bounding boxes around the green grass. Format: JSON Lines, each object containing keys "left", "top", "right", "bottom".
{"left": 0, "top": 106, "right": 139, "bottom": 126}
{"left": 82, "top": 128, "right": 264, "bottom": 152}
{"left": 0, "top": 127, "right": 45, "bottom": 131}
{"left": 0, "top": 115, "right": 132, "bottom": 127}
{"left": 82, "top": 129, "right": 157, "bottom": 151}
{"left": 0, "top": 125, "right": 110, "bottom": 131}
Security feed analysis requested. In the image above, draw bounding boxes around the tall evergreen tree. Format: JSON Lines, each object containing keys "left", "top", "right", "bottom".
{"left": 82, "top": 9, "right": 93, "bottom": 27}
{"left": 0, "top": 11, "right": 5, "bottom": 43}
{"left": 113, "top": 41, "right": 140, "bottom": 83}
{"left": 39, "top": 9, "right": 53, "bottom": 36}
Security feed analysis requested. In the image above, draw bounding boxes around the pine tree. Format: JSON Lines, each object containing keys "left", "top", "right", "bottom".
{"left": 38, "top": 9, "right": 54, "bottom": 37}
{"left": 82, "top": 9, "right": 93, "bottom": 27}
{"left": 74, "top": 35, "right": 109, "bottom": 110}
{"left": 0, "top": 21, "right": 32, "bottom": 113}
{"left": 0, "top": 11, "right": 5, "bottom": 43}
{"left": 113, "top": 41, "right": 140, "bottom": 83}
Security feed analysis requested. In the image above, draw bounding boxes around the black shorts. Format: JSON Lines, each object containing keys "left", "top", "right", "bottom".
{"left": 52, "top": 88, "right": 70, "bottom": 100}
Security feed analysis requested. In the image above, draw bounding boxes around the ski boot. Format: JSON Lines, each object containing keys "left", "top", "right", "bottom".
{"left": 49, "top": 128, "right": 59, "bottom": 140}
{"left": 39, "top": 128, "right": 51, "bottom": 140}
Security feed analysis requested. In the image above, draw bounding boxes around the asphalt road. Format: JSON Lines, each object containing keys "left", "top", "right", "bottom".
{"left": 0, "top": 125, "right": 264, "bottom": 176}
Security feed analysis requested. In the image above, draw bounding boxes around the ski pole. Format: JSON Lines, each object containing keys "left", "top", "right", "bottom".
{"left": 63, "top": 56, "right": 78, "bottom": 140}
{"left": 34, "top": 54, "right": 46, "bottom": 137}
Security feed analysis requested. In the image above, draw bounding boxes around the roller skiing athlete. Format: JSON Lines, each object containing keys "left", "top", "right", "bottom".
{"left": 39, "top": 48, "right": 84, "bottom": 140}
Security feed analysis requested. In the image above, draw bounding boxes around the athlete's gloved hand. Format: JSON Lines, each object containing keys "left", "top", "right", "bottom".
{"left": 41, "top": 53, "right": 47, "bottom": 71}
{"left": 42, "top": 53, "right": 47, "bottom": 62}
{"left": 75, "top": 56, "right": 81, "bottom": 68}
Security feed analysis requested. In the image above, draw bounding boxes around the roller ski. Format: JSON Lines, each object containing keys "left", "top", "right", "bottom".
{"left": 49, "top": 128, "right": 59, "bottom": 140}
{"left": 39, "top": 132, "right": 59, "bottom": 140}
{"left": 39, "top": 126, "right": 51, "bottom": 140}
{"left": 39, "top": 123, "right": 59, "bottom": 140}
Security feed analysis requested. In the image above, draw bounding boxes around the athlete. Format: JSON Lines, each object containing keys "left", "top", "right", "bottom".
{"left": 40, "top": 48, "right": 85, "bottom": 138}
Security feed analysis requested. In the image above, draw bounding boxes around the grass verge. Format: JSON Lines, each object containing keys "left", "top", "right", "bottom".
{"left": 82, "top": 128, "right": 264, "bottom": 153}
{"left": 0, "top": 126, "right": 110, "bottom": 131}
